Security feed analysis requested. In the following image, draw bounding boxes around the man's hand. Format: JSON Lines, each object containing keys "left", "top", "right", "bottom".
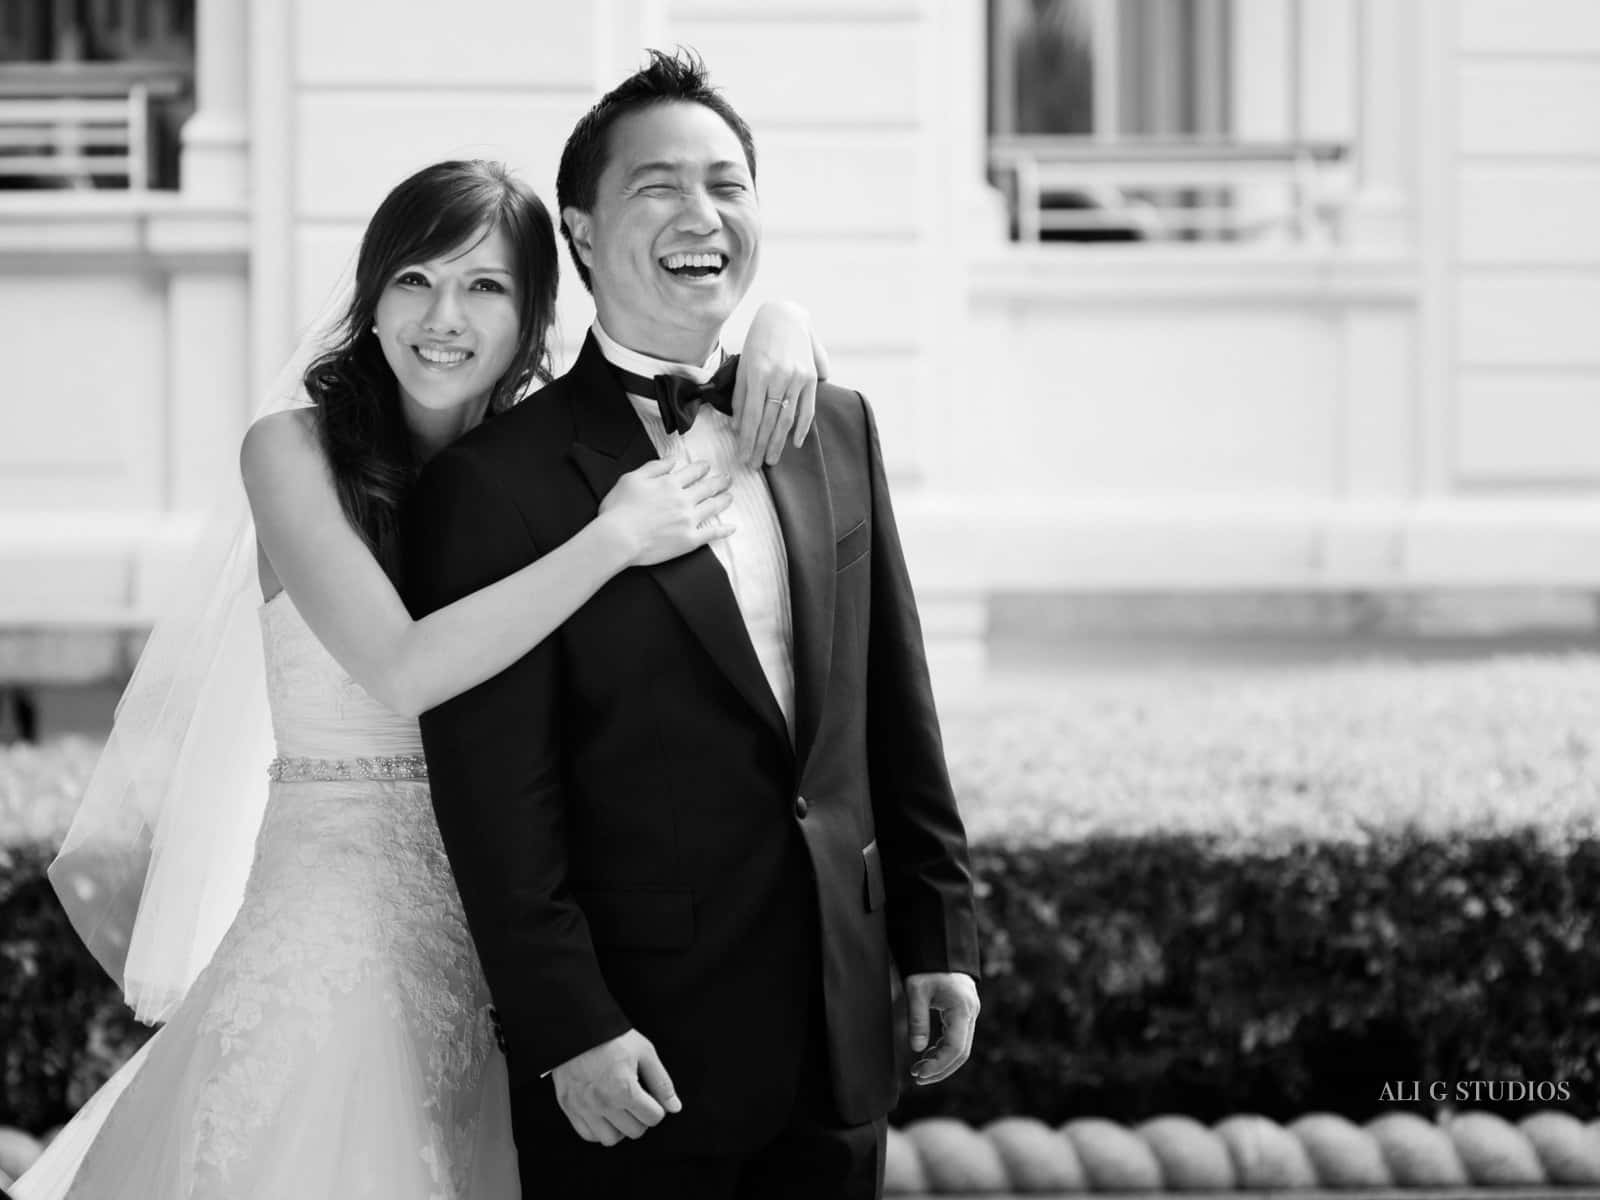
{"left": 905, "top": 972, "right": 980, "bottom": 1085}
{"left": 550, "top": 1028, "right": 682, "bottom": 1146}
{"left": 735, "top": 299, "right": 828, "bottom": 467}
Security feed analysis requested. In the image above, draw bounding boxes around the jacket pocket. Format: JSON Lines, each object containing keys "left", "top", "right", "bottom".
{"left": 836, "top": 519, "right": 870, "bottom": 572}
{"left": 572, "top": 886, "right": 694, "bottom": 950}
{"left": 862, "top": 840, "right": 886, "bottom": 912}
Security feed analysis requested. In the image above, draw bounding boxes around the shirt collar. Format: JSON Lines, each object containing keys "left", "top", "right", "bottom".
{"left": 591, "top": 321, "right": 725, "bottom": 391}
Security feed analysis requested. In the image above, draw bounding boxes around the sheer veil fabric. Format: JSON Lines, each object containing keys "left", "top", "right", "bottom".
{"left": 49, "top": 275, "right": 352, "bottom": 1024}
{"left": 20, "top": 258, "right": 520, "bottom": 1200}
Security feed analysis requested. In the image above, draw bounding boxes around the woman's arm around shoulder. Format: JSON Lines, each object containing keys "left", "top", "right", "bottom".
{"left": 240, "top": 409, "right": 733, "bottom": 717}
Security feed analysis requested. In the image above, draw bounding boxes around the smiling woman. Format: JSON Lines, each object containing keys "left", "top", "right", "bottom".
{"left": 292, "top": 160, "right": 562, "bottom": 582}
{"left": 373, "top": 224, "right": 524, "bottom": 455}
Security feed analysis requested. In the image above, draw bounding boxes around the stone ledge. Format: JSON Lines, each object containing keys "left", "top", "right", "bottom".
{"left": 2, "top": 1111, "right": 1597, "bottom": 1193}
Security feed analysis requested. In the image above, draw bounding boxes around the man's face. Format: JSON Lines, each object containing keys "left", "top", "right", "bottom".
{"left": 565, "top": 100, "right": 760, "bottom": 360}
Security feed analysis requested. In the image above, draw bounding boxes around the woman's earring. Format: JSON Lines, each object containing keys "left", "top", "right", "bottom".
{"left": 371, "top": 324, "right": 379, "bottom": 334}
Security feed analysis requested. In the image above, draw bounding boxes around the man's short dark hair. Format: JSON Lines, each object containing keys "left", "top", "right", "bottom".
{"left": 555, "top": 47, "right": 758, "bottom": 293}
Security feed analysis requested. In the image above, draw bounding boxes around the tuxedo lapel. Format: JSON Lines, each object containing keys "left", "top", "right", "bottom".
{"left": 765, "top": 428, "right": 835, "bottom": 775}
{"left": 565, "top": 335, "right": 790, "bottom": 745}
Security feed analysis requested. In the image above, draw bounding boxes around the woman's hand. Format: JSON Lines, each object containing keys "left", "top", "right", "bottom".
{"left": 597, "top": 460, "right": 735, "bottom": 567}
{"left": 734, "top": 300, "right": 832, "bottom": 468}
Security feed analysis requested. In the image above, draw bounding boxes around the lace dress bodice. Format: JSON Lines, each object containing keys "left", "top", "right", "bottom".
{"left": 261, "top": 589, "right": 424, "bottom": 760}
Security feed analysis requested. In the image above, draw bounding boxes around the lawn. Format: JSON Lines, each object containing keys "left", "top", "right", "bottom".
{"left": 5, "top": 652, "right": 1599, "bottom": 851}
{"left": 943, "top": 653, "right": 1600, "bottom": 848}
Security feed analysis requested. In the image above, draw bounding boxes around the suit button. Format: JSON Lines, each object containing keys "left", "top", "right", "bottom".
{"left": 794, "top": 796, "right": 809, "bottom": 819}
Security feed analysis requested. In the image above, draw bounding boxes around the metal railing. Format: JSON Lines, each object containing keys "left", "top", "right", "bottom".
{"left": 0, "top": 62, "right": 187, "bottom": 190}
{"left": 989, "top": 136, "right": 1353, "bottom": 243}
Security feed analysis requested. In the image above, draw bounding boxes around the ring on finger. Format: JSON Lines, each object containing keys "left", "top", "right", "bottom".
{"left": 763, "top": 395, "right": 794, "bottom": 408}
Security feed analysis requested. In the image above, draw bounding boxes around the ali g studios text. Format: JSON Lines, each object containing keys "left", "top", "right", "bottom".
{"left": 1380, "top": 1081, "right": 1573, "bottom": 1104}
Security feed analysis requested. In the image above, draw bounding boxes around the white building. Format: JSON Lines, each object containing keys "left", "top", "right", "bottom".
{"left": 1, "top": 0, "right": 1597, "bottom": 694}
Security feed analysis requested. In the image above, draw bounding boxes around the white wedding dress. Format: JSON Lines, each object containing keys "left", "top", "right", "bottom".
{"left": 16, "top": 590, "right": 520, "bottom": 1199}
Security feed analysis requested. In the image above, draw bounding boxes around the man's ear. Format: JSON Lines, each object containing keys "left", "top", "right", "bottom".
{"left": 562, "top": 208, "right": 595, "bottom": 271}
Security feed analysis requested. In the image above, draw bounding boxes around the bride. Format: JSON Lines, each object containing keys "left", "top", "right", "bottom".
{"left": 15, "top": 158, "right": 825, "bottom": 1199}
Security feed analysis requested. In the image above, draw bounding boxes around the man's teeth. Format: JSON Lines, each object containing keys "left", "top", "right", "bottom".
{"left": 661, "top": 252, "right": 724, "bottom": 272}
{"left": 417, "top": 346, "right": 470, "bottom": 365}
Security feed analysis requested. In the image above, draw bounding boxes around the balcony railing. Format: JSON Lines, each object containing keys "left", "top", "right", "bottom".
{"left": 988, "top": 136, "right": 1353, "bottom": 244}
{"left": 0, "top": 61, "right": 189, "bottom": 190}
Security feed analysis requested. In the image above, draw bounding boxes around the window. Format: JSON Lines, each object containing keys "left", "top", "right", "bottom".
{"left": 0, "top": 0, "right": 196, "bottom": 191}
{"left": 987, "top": 0, "right": 1351, "bottom": 243}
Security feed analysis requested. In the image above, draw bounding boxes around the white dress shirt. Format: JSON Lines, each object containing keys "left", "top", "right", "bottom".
{"left": 591, "top": 321, "right": 796, "bottom": 740}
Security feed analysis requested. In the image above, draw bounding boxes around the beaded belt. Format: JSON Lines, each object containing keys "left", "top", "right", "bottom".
{"left": 267, "top": 754, "right": 429, "bottom": 782}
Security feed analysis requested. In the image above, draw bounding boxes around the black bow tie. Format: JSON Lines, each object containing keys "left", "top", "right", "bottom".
{"left": 610, "top": 355, "right": 741, "bottom": 435}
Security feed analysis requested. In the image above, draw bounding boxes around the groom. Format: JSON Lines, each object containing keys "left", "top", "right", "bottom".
{"left": 405, "top": 50, "right": 979, "bottom": 1199}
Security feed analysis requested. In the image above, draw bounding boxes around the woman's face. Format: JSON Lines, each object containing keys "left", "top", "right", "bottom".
{"left": 373, "top": 223, "right": 522, "bottom": 428}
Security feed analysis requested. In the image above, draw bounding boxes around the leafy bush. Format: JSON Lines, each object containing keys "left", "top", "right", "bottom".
{"left": 6, "top": 655, "right": 1600, "bottom": 1132}
{"left": 1, "top": 738, "right": 153, "bottom": 1131}
{"left": 892, "top": 656, "right": 1600, "bottom": 1126}
{"left": 890, "top": 832, "right": 1600, "bottom": 1127}
{"left": 1, "top": 840, "right": 153, "bottom": 1133}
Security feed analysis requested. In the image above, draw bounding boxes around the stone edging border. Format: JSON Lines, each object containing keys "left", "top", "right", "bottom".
{"left": 4, "top": 1108, "right": 1598, "bottom": 1193}
{"left": 885, "top": 1112, "right": 1600, "bottom": 1194}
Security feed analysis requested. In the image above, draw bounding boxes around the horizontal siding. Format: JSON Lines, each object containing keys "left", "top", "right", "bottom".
{"left": 1457, "top": 276, "right": 1600, "bottom": 366}
{"left": 666, "top": 19, "right": 924, "bottom": 126}
{"left": 1458, "top": 62, "right": 1600, "bottom": 156}
{"left": 756, "top": 132, "right": 927, "bottom": 237}
{"left": 1457, "top": 371, "right": 1600, "bottom": 481}
{"left": 1460, "top": 0, "right": 1600, "bottom": 54}
{"left": 293, "top": 225, "right": 363, "bottom": 329}
{"left": 1450, "top": 2, "right": 1600, "bottom": 500}
{"left": 961, "top": 300, "right": 1344, "bottom": 498}
{"left": 295, "top": 91, "right": 587, "bottom": 219}
{"left": 1458, "top": 163, "right": 1600, "bottom": 263}
{"left": 296, "top": 0, "right": 597, "bottom": 88}
{"left": 756, "top": 240, "right": 931, "bottom": 352}
{"left": 822, "top": 352, "right": 923, "bottom": 476}
{"left": 0, "top": 273, "right": 162, "bottom": 508}
{"left": 671, "top": 1, "right": 921, "bottom": 17}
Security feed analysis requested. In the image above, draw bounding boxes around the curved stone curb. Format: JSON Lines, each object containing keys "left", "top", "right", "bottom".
{"left": 886, "top": 1113, "right": 1600, "bottom": 1195}
{"left": 3, "top": 1111, "right": 1596, "bottom": 1193}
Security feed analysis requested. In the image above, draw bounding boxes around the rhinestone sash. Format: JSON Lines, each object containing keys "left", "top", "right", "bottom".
{"left": 268, "top": 754, "right": 429, "bottom": 782}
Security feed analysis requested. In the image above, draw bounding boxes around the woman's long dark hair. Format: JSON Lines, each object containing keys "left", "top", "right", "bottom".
{"left": 302, "top": 160, "right": 560, "bottom": 577}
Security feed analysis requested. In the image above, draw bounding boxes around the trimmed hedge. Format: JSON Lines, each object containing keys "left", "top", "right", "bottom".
{"left": 1, "top": 839, "right": 152, "bottom": 1133}
{"left": 884, "top": 656, "right": 1600, "bottom": 1126}
{"left": 1, "top": 736, "right": 149, "bottom": 1132}
{"left": 5, "top": 656, "right": 1600, "bottom": 1132}
{"left": 10, "top": 828, "right": 1597, "bottom": 1134}
{"left": 889, "top": 831, "right": 1600, "bottom": 1128}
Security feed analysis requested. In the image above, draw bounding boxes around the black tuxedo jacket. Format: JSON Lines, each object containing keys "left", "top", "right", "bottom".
{"left": 403, "top": 334, "right": 979, "bottom": 1151}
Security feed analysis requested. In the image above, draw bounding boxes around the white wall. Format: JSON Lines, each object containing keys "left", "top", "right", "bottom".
{"left": 1449, "top": 0, "right": 1600, "bottom": 490}
{"left": 899, "top": 0, "right": 1600, "bottom": 607}
{"left": 4, "top": 0, "right": 1600, "bottom": 678}
{"left": 250, "top": 0, "right": 600, "bottom": 384}
{"left": 0, "top": 199, "right": 248, "bottom": 627}
{"left": 250, "top": 0, "right": 949, "bottom": 482}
